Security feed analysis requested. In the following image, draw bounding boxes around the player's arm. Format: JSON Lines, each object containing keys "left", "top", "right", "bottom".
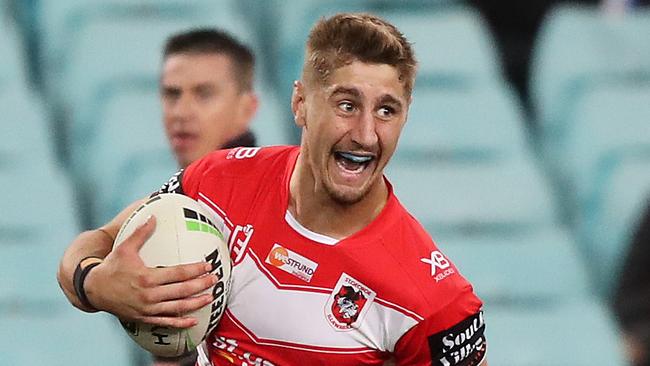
{"left": 57, "top": 199, "right": 143, "bottom": 311}
{"left": 393, "top": 289, "right": 487, "bottom": 366}
{"left": 56, "top": 198, "right": 216, "bottom": 328}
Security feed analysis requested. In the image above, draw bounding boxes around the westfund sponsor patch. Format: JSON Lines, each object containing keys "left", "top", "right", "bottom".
{"left": 428, "top": 311, "right": 486, "bottom": 366}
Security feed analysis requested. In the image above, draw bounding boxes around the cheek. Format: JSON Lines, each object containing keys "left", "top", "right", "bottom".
{"left": 378, "top": 124, "right": 403, "bottom": 151}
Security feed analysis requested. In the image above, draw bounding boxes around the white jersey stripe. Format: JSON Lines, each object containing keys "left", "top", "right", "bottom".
{"left": 225, "top": 310, "right": 377, "bottom": 355}
{"left": 375, "top": 298, "right": 425, "bottom": 322}
{"left": 199, "top": 192, "right": 234, "bottom": 228}
{"left": 226, "top": 253, "right": 419, "bottom": 352}
{"left": 248, "top": 248, "right": 423, "bottom": 322}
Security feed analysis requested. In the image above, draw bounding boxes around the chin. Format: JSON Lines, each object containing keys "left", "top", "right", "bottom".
{"left": 324, "top": 183, "right": 371, "bottom": 205}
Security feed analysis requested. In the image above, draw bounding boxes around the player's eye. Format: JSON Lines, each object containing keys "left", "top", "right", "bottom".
{"left": 337, "top": 101, "right": 355, "bottom": 113}
{"left": 377, "top": 106, "right": 395, "bottom": 119}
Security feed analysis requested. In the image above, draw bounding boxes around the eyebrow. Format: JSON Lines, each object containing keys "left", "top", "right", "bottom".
{"left": 329, "top": 86, "right": 362, "bottom": 99}
{"left": 378, "top": 94, "right": 403, "bottom": 109}
{"left": 328, "top": 85, "right": 404, "bottom": 109}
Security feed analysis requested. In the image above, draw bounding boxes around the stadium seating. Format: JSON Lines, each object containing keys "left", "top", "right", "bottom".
{"left": 578, "top": 148, "right": 650, "bottom": 296}
{"left": 562, "top": 83, "right": 650, "bottom": 214}
{"left": 77, "top": 79, "right": 170, "bottom": 227}
{"left": 104, "top": 148, "right": 178, "bottom": 223}
{"left": 37, "top": 0, "right": 248, "bottom": 92}
{"left": 386, "top": 156, "right": 558, "bottom": 237}
{"left": 0, "top": 15, "right": 27, "bottom": 88}
{"left": 0, "top": 166, "right": 80, "bottom": 303}
{"left": 395, "top": 84, "right": 528, "bottom": 162}
{"left": 0, "top": 85, "right": 57, "bottom": 172}
{"left": 485, "top": 298, "right": 626, "bottom": 365}
{"left": 250, "top": 85, "right": 296, "bottom": 147}
{"left": 532, "top": 4, "right": 650, "bottom": 150}
{"left": 379, "top": 6, "right": 501, "bottom": 88}
{"left": 70, "top": 75, "right": 161, "bottom": 177}
{"left": 439, "top": 228, "right": 593, "bottom": 305}
{"left": 0, "top": 304, "right": 132, "bottom": 365}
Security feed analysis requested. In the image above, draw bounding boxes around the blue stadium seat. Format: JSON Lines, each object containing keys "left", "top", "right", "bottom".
{"left": 386, "top": 156, "right": 559, "bottom": 237}
{"left": 251, "top": 85, "right": 295, "bottom": 147}
{"left": 100, "top": 148, "right": 177, "bottom": 226}
{"left": 379, "top": 6, "right": 501, "bottom": 88}
{"left": 70, "top": 75, "right": 161, "bottom": 177}
{"left": 485, "top": 299, "right": 626, "bottom": 365}
{"left": 38, "top": 0, "right": 248, "bottom": 93}
{"left": 578, "top": 148, "right": 650, "bottom": 296}
{"left": 532, "top": 4, "right": 650, "bottom": 148}
{"left": 439, "top": 228, "right": 593, "bottom": 305}
{"left": 0, "top": 304, "right": 132, "bottom": 365}
{"left": 0, "top": 167, "right": 80, "bottom": 304}
{"left": 562, "top": 84, "right": 650, "bottom": 214}
{"left": 396, "top": 84, "right": 528, "bottom": 162}
{"left": 0, "top": 86, "right": 57, "bottom": 171}
{"left": 74, "top": 81, "right": 170, "bottom": 227}
{"left": 0, "top": 19, "right": 31, "bottom": 91}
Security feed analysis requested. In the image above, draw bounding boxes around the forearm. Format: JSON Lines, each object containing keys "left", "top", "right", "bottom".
{"left": 56, "top": 228, "right": 114, "bottom": 311}
{"left": 57, "top": 199, "right": 143, "bottom": 311}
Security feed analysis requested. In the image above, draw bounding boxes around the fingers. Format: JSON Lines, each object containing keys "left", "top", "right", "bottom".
{"left": 148, "top": 273, "right": 218, "bottom": 302}
{"left": 149, "top": 262, "right": 214, "bottom": 286}
{"left": 150, "top": 293, "right": 214, "bottom": 317}
{"left": 139, "top": 315, "right": 199, "bottom": 329}
{"left": 121, "top": 215, "right": 157, "bottom": 252}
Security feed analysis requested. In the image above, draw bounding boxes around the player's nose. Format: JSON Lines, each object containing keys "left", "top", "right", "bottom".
{"left": 351, "top": 110, "right": 378, "bottom": 149}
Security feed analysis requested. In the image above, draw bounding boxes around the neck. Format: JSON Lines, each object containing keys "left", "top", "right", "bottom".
{"left": 287, "top": 152, "right": 388, "bottom": 240}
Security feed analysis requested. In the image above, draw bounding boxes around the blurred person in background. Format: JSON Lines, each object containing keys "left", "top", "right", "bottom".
{"left": 161, "top": 28, "right": 259, "bottom": 170}
{"left": 614, "top": 198, "right": 650, "bottom": 366}
{"left": 154, "top": 28, "right": 259, "bottom": 366}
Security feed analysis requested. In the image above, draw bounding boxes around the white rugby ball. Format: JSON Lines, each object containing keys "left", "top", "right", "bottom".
{"left": 113, "top": 193, "right": 231, "bottom": 357}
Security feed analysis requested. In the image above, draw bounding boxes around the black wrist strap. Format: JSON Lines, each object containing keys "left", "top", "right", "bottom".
{"left": 73, "top": 256, "right": 103, "bottom": 311}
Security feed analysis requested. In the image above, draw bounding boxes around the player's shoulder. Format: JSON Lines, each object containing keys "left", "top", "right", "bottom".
{"left": 184, "top": 145, "right": 297, "bottom": 182}
{"left": 378, "top": 198, "right": 478, "bottom": 315}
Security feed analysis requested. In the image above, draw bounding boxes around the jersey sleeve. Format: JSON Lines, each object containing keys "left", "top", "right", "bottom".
{"left": 393, "top": 286, "right": 486, "bottom": 366}
{"left": 154, "top": 149, "right": 228, "bottom": 199}
{"left": 155, "top": 169, "right": 185, "bottom": 196}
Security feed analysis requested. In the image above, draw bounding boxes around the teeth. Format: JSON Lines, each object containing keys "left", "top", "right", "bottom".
{"left": 338, "top": 152, "right": 373, "bottom": 163}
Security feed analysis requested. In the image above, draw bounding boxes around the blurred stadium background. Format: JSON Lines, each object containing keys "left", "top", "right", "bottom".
{"left": 1, "top": 0, "right": 649, "bottom": 365}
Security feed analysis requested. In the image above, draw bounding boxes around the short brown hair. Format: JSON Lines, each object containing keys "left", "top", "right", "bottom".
{"left": 163, "top": 28, "right": 255, "bottom": 92}
{"left": 302, "top": 13, "right": 417, "bottom": 97}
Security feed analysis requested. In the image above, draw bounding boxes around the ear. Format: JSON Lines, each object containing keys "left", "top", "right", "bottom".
{"left": 240, "top": 92, "right": 259, "bottom": 125}
{"left": 291, "top": 80, "right": 306, "bottom": 127}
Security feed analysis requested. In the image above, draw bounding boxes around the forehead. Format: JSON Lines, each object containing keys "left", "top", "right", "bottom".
{"left": 321, "top": 61, "right": 407, "bottom": 102}
{"left": 162, "top": 53, "right": 234, "bottom": 83}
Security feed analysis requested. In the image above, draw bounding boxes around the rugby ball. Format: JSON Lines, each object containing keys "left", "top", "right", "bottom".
{"left": 113, "top": 193, "right": 231, "bottom": 357}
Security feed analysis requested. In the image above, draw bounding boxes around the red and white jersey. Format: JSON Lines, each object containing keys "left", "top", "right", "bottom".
{"left": 158, "top": 146, "right": 486, "bottom": 366}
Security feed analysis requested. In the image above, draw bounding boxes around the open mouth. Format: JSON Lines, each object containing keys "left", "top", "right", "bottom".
{"left": 334, "top": 151, "right": 375, "bottom": 174}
